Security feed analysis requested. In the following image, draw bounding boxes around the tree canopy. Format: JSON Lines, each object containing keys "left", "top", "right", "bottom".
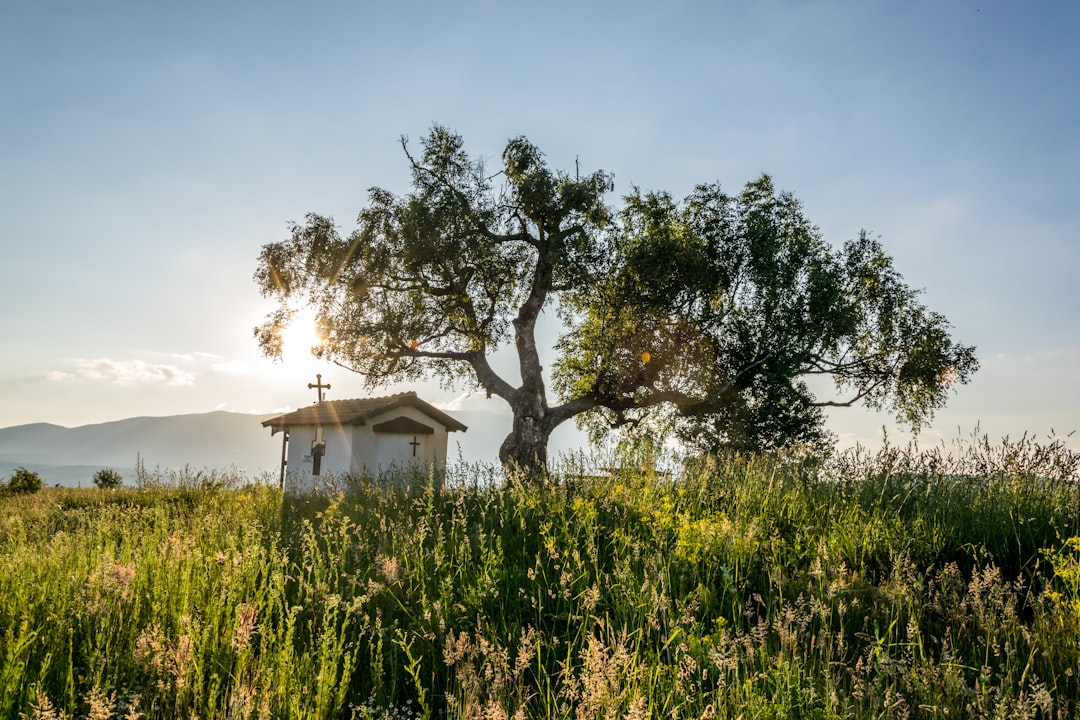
{"left": 254, "top": 127, "right": 977, "bottom": 474}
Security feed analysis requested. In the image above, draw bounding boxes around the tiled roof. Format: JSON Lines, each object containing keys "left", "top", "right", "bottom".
{"left": 262, "top": 391, "right": 467, "bottom": 434}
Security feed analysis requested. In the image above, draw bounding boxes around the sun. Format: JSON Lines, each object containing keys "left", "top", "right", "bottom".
{"left": 280, "top": 308, "right": 325, "bottom": 363}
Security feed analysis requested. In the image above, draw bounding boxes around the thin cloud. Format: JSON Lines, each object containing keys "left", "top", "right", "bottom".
{"left": 434, "top": 391, "right": 480, "bottom": 412}
{"left": 210, "top": 360, "right": 248, "bottom": 375}
{"left": 129, "top": 349, "right": 248, "bottom": 376}
{"left": 244, "top": 406, "right": 296, "bottom": 415}
{"left": 47, "top": 359, "right": 195, "bottom": 386}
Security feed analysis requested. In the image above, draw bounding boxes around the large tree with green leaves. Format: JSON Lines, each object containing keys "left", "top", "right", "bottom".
{"left": 254, "top": 127, "right": 977, "bottom": 474}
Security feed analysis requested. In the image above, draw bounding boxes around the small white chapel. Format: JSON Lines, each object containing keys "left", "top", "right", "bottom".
{"left": 263, "top": 382, "right": 467, "bottom": 492}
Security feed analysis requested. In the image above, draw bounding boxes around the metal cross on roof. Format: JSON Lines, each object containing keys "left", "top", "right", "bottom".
{"left": 307, "top": 373, "right": 331, "bottom": 403}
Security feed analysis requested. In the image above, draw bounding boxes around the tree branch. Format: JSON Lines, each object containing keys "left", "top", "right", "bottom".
{"left": 465, "top": 351, "right": 516, "bottom": 402}
{"left": 810, "top": 371, "right": 893, "bottom": 408}
{"left": 547, "top": 396, "right": 598, "bottom": 427}
{"left": 400, "top": 135, "right": 539, "bottom": 249}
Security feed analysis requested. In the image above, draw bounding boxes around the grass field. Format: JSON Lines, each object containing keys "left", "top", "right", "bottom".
{"left": 1, "top": 438, "right": 1079, "bottom": 719}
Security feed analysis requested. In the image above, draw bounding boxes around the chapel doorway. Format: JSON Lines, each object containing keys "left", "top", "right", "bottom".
{"left": 372, "top": 416, "right": 434, "bottom": 472}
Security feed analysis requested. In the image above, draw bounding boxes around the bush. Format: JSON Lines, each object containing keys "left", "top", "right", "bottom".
{"left": 6, "top": 467, "right": 43, "bottom": 494}
{"left": 92, "top": 468, "right": 123, "bottom": 489}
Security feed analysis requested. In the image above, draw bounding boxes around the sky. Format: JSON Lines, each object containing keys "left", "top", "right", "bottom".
{"left": 2, "top": 0, "right": 1078, "bottom": 467}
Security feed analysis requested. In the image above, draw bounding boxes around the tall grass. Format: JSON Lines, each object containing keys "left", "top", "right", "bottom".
{"left": 1, "top": 438, "right": 1078, "bottom": 719}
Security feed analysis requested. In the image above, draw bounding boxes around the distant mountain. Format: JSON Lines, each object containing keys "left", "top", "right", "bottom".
{"left": 0, "top": 412, "right": 281, "bottom": 487}
{"left": 0, "top": 407, "right": 584, "bottom": 487}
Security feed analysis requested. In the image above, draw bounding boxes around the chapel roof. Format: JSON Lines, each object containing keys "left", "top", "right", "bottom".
{"left": 261, "top": 391, "right": 468, "bottom": 435}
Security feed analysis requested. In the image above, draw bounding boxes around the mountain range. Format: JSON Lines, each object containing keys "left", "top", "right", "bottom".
{"left": 0, "top": 406, "right": 592, "bottom": 486}
{"left": 0, "top": 411, "right": 281, "bottom": 487}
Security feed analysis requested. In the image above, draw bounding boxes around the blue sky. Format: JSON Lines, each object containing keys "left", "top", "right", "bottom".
{"left": 2, "top": 1, "right": 1078, "bottom": 465}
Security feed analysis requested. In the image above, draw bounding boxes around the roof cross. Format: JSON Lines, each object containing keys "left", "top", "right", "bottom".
{"left": 307, "top": 373, "right": 331, "bottom": 403}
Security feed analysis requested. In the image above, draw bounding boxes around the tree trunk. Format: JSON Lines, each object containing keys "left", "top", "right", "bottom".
{"left": 498, "top": 392, "right": 552, "bottom": 477}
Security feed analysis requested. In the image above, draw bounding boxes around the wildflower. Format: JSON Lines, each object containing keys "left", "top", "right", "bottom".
{"left": 27, "top": 689, "right": 66, "bottom": 720}
{"left": 624, "top": 696, "right": 648, "bottom": 720}
{"left": 232, "top": 601, "right": 259, "bottom": 652}
{"left": 85, "top": 687, "right": 115, "bottom": 720}
{"left": 375, "top": 553, "right": 400, "bottom": 584}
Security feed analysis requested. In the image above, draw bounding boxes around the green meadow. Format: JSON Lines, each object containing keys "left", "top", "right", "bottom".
{"left": 2, "top": 438, "right": 1079, "bottom": 719}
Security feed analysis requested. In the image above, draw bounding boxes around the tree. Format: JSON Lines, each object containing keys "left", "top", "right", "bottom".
{"left": 5, "top": 467, "right": 43, "bottom": 494}
{"left": 555, "top": 178, "right": 980, "bottom": 456}
{"left": 93, "top": 468, "right": 123, "bottom": 489}
{"left": 254, "top": 127, "right": 976, "bottom": 474}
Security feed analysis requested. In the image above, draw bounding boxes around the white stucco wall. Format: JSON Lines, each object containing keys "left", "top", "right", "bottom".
{"left": 283, "top": 424, "right": 357, "bottom": 494}
{"left": 360, "top": 406, "right": 450, "bottom": 476}
{"left": 282, "top": 405, "right": 453, "bottom": 494}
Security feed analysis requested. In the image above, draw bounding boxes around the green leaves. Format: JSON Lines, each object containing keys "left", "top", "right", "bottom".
{"left": 557, "top": 175, "right": 978, "bottom": 454}
{"left": 2, "top": 467, "right": 42, "bottom": 494}
{"left": 254, "top": 128, "right": 977, "bottom": 467}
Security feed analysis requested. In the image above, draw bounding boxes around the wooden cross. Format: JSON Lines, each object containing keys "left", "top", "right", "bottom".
{"left": 409, "top": 436, "right": 420, "bottom": 457}
{"left": 307, "top": 373, "right": 330, "bottom": 403}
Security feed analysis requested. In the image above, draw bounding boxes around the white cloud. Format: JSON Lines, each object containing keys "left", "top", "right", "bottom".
{"left": 136, "top": 349, "right": 248, "bottom": 375}
{"left": 145, "top": 351, "right": 198, "bottom": 363}
{"left": 434, "top": 391, "right": 488, "bottom": 412}
{"left": 211, "top": 360, "right": 248, "bottom": 375}
{"left": 434, "top": 393, "right": 467, "bottom": 411}
{"left": 47, "top": 359, "right": 195, "bottom": 386}
{"left": 245, "top": 406, "right": 295, "bottom": 415}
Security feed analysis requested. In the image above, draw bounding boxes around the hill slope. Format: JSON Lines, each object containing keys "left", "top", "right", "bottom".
{"left": 0, "top": 412, "right": 280, "bottom": 486}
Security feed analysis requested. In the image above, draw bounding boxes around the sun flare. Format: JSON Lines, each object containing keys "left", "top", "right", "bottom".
{"left": 280, "top": 309, "right": 325, "bottom": 362}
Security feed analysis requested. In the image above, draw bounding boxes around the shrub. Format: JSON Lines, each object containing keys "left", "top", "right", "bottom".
{"left": 92, "top": 468, "right": 123, "bottom": 489}
{"left": 6, "top": 467, "right": 43, "bottom": 494}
